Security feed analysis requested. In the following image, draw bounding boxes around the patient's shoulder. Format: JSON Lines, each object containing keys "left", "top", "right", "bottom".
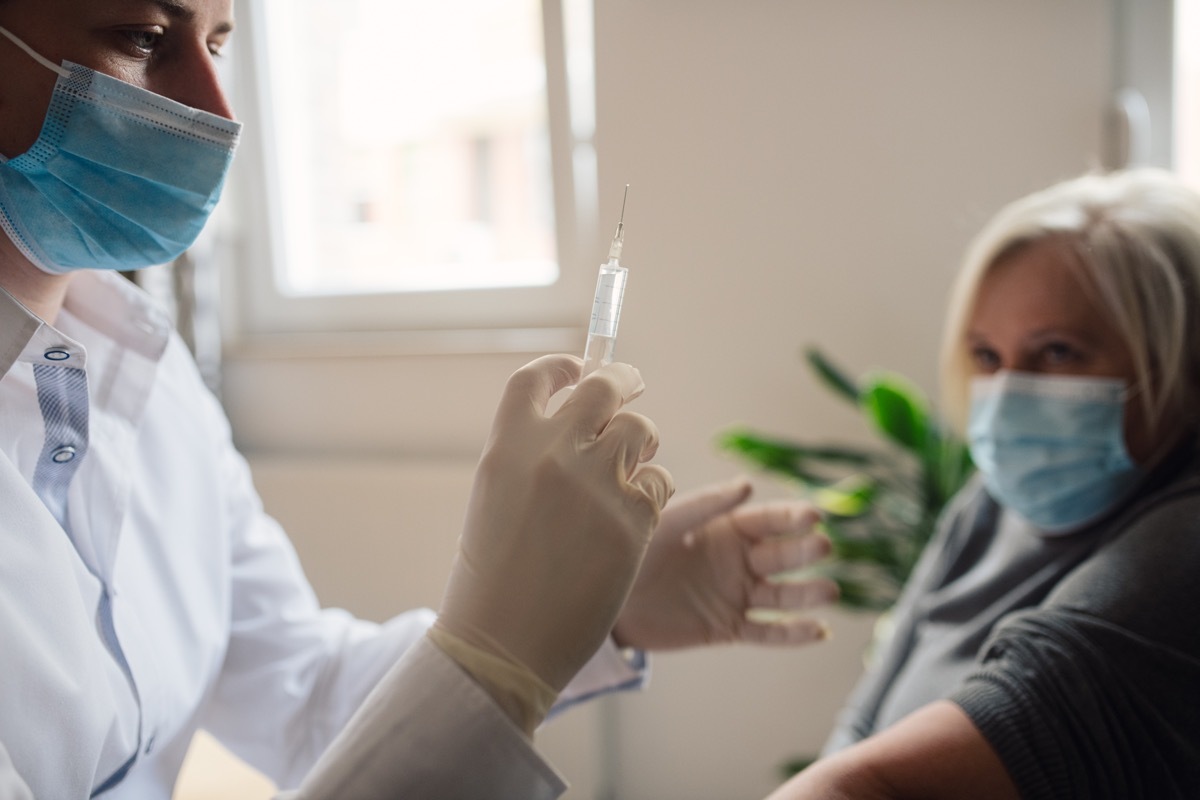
{"left": 1044, "top": 485, "right": 1200, "bottom": 653}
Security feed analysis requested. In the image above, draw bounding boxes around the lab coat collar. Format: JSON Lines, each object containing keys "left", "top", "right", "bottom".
{"left": 0, "top": 283, "right": 45, "bottom": 379}
{"left": 0, "top": 271, "right": 171, "bottom": 381}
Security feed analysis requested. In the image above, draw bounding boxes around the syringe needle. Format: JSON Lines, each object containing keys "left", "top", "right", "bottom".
{"left": 608, "top": 184, "right": 629, "bottom": 262}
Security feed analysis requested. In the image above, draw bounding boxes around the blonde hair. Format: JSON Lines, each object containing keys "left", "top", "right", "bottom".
{"left": 940, "top": 168, "right": 1200, "bottom": 437}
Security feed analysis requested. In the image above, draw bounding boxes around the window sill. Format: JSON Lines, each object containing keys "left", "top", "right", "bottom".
{"left": 223, "top": 326, "right": 584, "bottom": 361}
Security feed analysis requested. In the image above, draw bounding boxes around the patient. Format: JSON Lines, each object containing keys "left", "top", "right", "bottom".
{"left": 768, "top": 168, "right": 1200, "bottom": 799}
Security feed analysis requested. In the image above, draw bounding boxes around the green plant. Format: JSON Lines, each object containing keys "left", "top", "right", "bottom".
{"left": 719, "top": 347, "right": 975, "bottom": 612}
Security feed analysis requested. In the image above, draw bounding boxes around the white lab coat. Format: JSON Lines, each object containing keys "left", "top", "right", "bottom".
{"left": 0, "top": 272, "right": 640, "bottom": 798}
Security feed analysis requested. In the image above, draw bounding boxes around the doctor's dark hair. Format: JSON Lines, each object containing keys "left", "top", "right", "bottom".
{"left": 940, "top": 168, "right": 1200, "bottom": 437}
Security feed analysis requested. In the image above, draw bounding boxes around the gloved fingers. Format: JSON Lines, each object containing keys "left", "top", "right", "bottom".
{"left": 737, "top": 615, "right": 832, "bottom": 646}
{"left": 557, "top": 362, "right": 646, "bottom": 434}
{"left": 497, "top": 354, "right": 583, "bottom": 424}
{"left": 598, "top": 410, "right": 662, "bottom": 477}
{"left": 656, "top": 477, "right": 753, "bottom": 537}
{"left": 749, "top": 576, "right": 840, "bottom": 611}
{"left": 733, "top": 500, "right": 823, "bottom": 543}
{"left": 747, "top": 530, "right": 832, "bottom": 577}
{"left": 628, "top": 463, "right": 676, "bottom": 512}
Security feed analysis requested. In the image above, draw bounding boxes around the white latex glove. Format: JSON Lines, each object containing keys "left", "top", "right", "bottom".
{"left": 613, "top": 478, "right": 838, "bottom": 650}
{"left": 436, "top": 355, "right": 674, "bottom": 693}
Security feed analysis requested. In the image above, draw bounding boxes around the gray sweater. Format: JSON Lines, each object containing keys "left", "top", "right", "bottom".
{"left": 823, "top": 446, "right": 1200, "bottom": 799}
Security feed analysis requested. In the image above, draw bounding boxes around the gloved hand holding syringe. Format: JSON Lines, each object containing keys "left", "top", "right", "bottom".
{"left": 581, "top": 185, "right": 630, "bottom": 376}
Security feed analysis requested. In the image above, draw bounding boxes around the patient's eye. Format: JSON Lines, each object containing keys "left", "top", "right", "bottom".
{"left": 1040, "top": 340, "right": 1082, "bottom": 368}
{"left": 969, "top": 344, "right": 1001, "bottom": 372}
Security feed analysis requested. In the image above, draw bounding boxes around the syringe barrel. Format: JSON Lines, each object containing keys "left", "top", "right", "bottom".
{"left": 581, "top": 260, "right": 628, "bottom": 375}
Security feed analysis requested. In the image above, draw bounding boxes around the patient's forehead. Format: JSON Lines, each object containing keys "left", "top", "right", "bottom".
{"left": 968, "top": 239, "right": 1132, "bottom": 375}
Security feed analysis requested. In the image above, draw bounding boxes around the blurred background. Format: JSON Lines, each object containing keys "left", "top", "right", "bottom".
{"left": 168, "top": 0, "right": 1197, "bottom": 797}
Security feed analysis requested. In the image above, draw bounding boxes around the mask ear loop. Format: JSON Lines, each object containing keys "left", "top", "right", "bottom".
{"left": 0, "top": 25, "right": 72, "bottom": 79}
{"left": 1118, "top": 380, "right": 1145, "bottom": 404}
{"left": 1119, "top": 378, "right": 1148, "bottom": 438}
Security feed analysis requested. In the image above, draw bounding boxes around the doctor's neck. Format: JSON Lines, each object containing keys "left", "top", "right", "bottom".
{"left": 0, "top": 238, "right": 72, "bottom": 323}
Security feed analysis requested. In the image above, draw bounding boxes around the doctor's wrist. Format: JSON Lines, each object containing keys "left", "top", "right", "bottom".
{"left": 426, "top": 624, "right": 558, "bottom": 737}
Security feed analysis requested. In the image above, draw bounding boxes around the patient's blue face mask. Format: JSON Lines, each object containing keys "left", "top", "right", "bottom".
{"left": 967, "top": 371, "right": 1144, "bottom": 535}
{"left": 0, "top": 25, "right": 242, "bottom": 274}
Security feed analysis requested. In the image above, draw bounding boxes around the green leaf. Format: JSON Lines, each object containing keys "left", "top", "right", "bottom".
{"left": 804, "top": 347, "right": 861, "bottom": 403}
{"left": 828, "top": 536, "right": 895, "bottom": 564}
{"left": 813, "top": 476, "right": 877, "bottom": 517}
{"left": 921, "top": 424, "right": 975, "bottom": 507}
{"left": 829, "top": 575, "right": 896, "bottom": 612}
{"left": 719, "top": 430, "right": 878, "bottom": 466}
{"left": 716, "top": 429, "right": 882, "bottom": 486}
{"left": 860, "top": 373, "right": 931, "bottom": 455}
{"left": 780, "top": 756, "right": 817, "bottom": 778}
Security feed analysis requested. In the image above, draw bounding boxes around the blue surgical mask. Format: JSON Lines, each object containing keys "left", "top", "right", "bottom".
{"left": 0, "top": 25, "right": 242, "bottom": 274}
{"left": 967, "top": 371, "right": 1143, "bottom": 535}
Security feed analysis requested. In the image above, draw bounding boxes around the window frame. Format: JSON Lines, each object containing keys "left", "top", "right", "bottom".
{"left": 221, "top": 0, "right": 600, "bottom": 345}
{"left": 1107, "top": 0, "right": 1175, "bottom": 169}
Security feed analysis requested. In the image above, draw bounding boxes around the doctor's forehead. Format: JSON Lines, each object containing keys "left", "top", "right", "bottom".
{"left": 38, "top": 0, "right": 236, "bottom": 27}
{"left": 126, "top": 0, "right": 233, "bottom": 20}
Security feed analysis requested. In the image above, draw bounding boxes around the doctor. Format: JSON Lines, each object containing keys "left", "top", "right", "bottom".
{"left": 0, "top": 1, "right": 836, "bottom": 798}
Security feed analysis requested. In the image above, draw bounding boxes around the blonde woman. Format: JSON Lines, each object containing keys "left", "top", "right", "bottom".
{"left": 772, "top": 168, "right": 1200, "bottom": 799}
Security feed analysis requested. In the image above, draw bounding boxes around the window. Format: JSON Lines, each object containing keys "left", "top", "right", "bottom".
{"left": 1111, "top": 0, "right": 1198, "bottom": 187}
{"left": 225, "top": 0, "right": 599, "bottom": 338}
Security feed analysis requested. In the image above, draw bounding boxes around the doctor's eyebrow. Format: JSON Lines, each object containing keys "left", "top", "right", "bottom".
{"left": 135, "top": 0, "right": 235, "bottom": 35}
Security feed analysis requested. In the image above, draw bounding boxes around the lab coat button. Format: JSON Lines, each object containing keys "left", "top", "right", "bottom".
{"left": 51, "top": 445, "right": 77, "bottom": 464}
{"left": 44, "top": 348, "right": 71, "bottom": 362}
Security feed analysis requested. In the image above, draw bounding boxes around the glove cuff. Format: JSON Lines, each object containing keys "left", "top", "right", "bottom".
{"left": 427, "top": 624, "right": 559, "bottom": 737}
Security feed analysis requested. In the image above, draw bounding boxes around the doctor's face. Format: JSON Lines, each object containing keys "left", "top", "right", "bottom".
{"left": 0, "top": 0, "right": 235, "bottom": 159}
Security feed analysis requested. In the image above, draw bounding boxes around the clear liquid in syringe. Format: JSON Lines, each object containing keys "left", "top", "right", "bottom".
{"left": 582, "top": 186, "right": 630, "bottom": 376}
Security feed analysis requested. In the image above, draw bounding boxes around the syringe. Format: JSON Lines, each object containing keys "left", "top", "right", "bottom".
{"left": 582, "top": 185, "right": 630, "bottom": 376}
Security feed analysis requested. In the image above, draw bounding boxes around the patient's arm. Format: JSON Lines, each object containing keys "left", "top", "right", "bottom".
{"left": 764, "top": 700, "right": 1019, "bottom": 800}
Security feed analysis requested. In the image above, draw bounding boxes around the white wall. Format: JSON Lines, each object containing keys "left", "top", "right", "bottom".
{"left": 219, "top": 2, "right": 1109, "bottom": 798}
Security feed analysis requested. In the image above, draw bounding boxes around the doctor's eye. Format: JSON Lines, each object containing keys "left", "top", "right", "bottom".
{"left": 118, "top": 28, "right": 166, "bottom": 57}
